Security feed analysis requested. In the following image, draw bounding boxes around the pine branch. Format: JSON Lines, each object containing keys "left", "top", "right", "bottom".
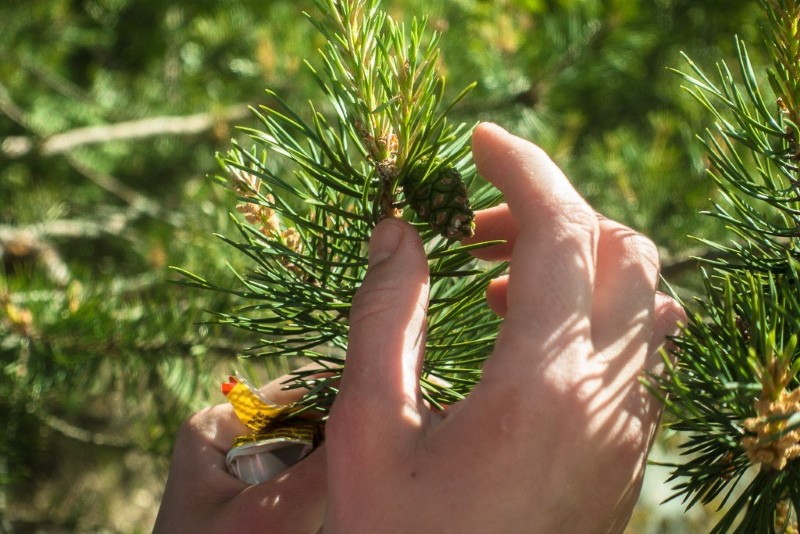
{"left": 63, "top": 154, "right": 178, "bottom": 223}
{"left": 0, "top": 82, "right": 183, "bottom": 226}
{"left": 0, "top": 206, "right": 149, "bottom": 286}
{"left": 7, "top": 273, "right": 161, "bottom": 306}
{"left": 0, "top": 206, "right": 144, "bottom": 241}
{"left": 184, "top": 0, "right": 500, "bottom": 422}
{"left": 1, "top": 105, "right": 251, "bottom": 159}
{"left": 33, "top": 409, "right": 133, "bottom": 449}
{"left": 653, "top": 2, "right": 800, "bottom": 531}
{"left": 660, "top": 245, "right": 738, "bottom": 279}
{"left": 660, "top": 236, "right": 797, "bottom": 279}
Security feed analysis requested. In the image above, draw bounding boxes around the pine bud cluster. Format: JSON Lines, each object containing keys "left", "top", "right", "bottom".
{"left": 742, "top": 387, "right": 800, "bottom": 471}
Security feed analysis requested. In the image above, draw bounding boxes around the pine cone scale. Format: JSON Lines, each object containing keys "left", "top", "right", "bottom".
{"left": 403, "top": 164, "right": 475, "bottom": 240}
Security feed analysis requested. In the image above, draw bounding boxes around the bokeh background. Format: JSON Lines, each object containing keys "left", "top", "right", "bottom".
{"left": 0, "top": 0, "right": 767, "bottom": 531}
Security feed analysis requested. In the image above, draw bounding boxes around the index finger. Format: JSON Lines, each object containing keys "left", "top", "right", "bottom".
{"left": 472, "top": 123, "right": 598, "bottom": 342}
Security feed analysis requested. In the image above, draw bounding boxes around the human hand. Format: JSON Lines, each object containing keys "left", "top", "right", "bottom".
{"left": 153, "top": 376, "right": 326, "bottom": 533}
{"left": 323, "top": 123, "right": 686, "bottom": 533}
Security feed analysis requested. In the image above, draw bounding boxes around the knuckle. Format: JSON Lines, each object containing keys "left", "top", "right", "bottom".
{"left": 538, "top": 197, "right": 599, "bottom": 245}
{"left": 623, "top": 233, "right": 660, "bottom": 272}
{"left": 183, "top": 406, "right": 213, "bottom": 430}
{"left": 349, "top": 281, "right": 404, "bottom": 326}
{"left": 180, "top": 405, "right": 225, "bottom": 440}
{"left": 326, "top": 393, "right": 379, "bottom": 454}
{"left": 348, "top": 265, "right": 428, "bottom": 328}
{"left": 602, "top": 222, "right": 660, "bottom": 275}
{"left": 655, "top": 293, "right": 687, "bottom": 326}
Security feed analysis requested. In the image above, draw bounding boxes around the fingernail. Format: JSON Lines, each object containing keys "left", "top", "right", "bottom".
{"left": 368, "top": 220, "right": 403, "bottom": 266}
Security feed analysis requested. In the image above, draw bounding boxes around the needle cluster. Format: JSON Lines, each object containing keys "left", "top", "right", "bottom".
{"left": 651, "top": 1, "right": 800, "bottom": 531}
{"left": 175, "top": 0, "right": 502, "bottom": 424}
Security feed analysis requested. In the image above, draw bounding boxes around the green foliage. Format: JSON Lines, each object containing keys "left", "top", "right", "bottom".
{"left": 183, "top": 0, "right": 503, "bottom": 421}
{"left": 652, "top": 1, "right": 800, "bottom": 531}
{"left": 0, "top": 0, "right": 321, "bottom": 528}
{"left": 0, "top": 0, "right": 773, "bottom": 530}
{"left": 441, "top": 0, "right": 762, "bottom": 254}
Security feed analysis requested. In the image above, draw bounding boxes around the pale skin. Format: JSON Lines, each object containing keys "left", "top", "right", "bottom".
{"left": 154, "top": 123, "right": 686, "bottom": 533}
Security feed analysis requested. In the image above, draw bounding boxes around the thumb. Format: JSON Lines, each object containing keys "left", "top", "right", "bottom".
{"left": 327, "top": 218, "right": 430, "bottom": 459}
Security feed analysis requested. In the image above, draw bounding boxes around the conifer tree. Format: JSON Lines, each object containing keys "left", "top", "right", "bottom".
{"left": 651, "top": 1, "right": 800, "bottom": 531}
{"left": 190, "top": 0, "right": 800, "bottom": 530}
{"left": 4, "top": 0, "right": 790, "bottom": 529}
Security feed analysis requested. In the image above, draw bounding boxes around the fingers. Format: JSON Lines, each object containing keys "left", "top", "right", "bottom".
{"left": 169, "top": 405, "right": 249, "bottom": 491}
{"left": 645, "top": 292, "right": 686, "bottom": 374}
{"left": 154, "top": 409, "right": 327, "bottom": 533}
{"left": 463, "top": 205, "right": 514, "bottom": 316}
{"left": 486, "top": 275, "right": 509, "bottom": 316}
{"left": 199, "top": 369, "right": 322, "bottom": 452}
{"left": 155, "top": 367, "right": 332, "bottom": 533}
{"left": 259, "top": 362, "right": 333, "bottom": 410}
{"left": 218, "top": 447, "right": 327, "bottom": 531}
{"left": 471, "top": 122, "right": 597, "bottom": 343}
{"left": 463, "top": 204, "right": 518, "bottom": 261}
{"left": 326, "top": 219, "right": 430, "bottom": 462}
{"left": 614, "top": 293, "right": 684, "bottom": 479}
{"left": 591, "top": 217, "right": 661, "bottom": 353}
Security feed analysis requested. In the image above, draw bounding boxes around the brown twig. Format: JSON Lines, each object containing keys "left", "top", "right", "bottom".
{"left": 0, "top": 206, "right": 146, "bottom": 286}
{"left": 0, "top": 230, "right": 71, "bottom": 287}
{"left": 34, "top": 409, "right": 133, "bottom": 449}
{"left": 65, "top": 154, "right": 169, "bottom": 219}
{"left": 2, "top": 105, "right": 251, "bottom": 159}
{"left": 0, "top": 82, "right": 189, "bottom": 227}
{"left": 0, "top": 206, "right": 143, "bottom": 241}
{"left": 660, "top": 246, "right": 732, "bottom": 279}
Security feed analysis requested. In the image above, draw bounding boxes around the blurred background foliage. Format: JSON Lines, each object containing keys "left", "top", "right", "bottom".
{"left": 0, "top": 0, "right": 768, "bottom": 531}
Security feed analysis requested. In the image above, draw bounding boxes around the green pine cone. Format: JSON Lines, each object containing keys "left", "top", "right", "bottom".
{"left": 403, "top": 164, "right": 476, "bottom": 240}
